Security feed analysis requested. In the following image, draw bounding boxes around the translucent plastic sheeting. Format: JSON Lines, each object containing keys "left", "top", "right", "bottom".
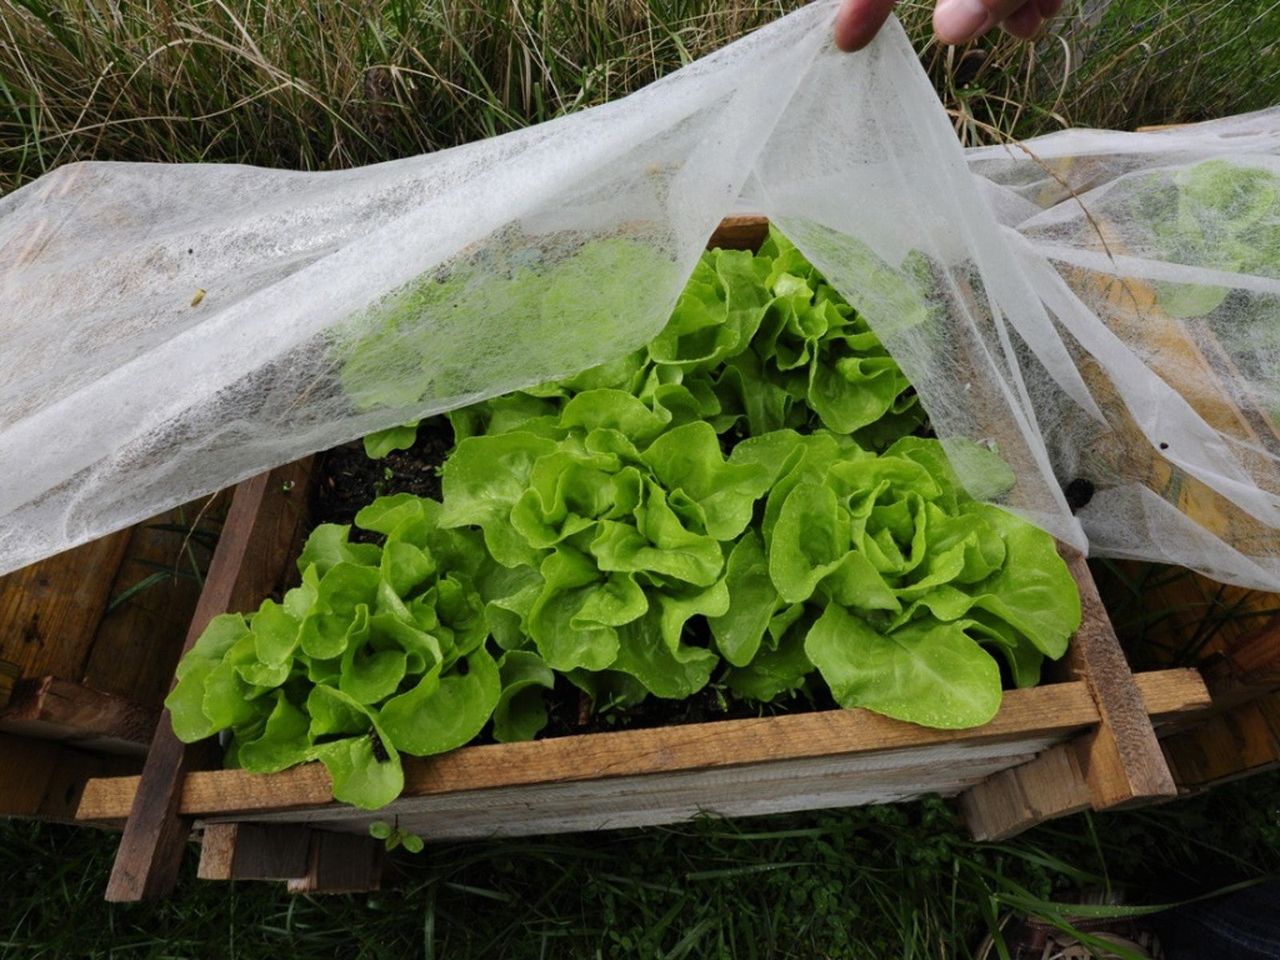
{"left": 1, "top": 2, "right": 1276, "bottom": 589}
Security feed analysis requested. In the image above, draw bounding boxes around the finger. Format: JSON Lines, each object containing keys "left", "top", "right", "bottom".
{"left": 933, "top": 0, "right": 1029, "bottom": 45}
{"left": 834, "top": 0, "right": 899, "bottom": 52}
{"left": 1000, "top": 1, "right": 1043, "bottom": 39}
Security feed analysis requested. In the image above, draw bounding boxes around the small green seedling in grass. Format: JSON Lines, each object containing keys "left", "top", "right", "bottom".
{"left": 369, "top": 820, "right": 424, "bottom": 854}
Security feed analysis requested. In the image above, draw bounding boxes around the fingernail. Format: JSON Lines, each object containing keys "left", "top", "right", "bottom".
{"left": 935, "top": 0, "right": 992, "bottom": 43}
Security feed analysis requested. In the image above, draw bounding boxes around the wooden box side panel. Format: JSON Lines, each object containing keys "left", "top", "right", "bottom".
{"left": 79, "top": 670, "right": 1209, "bottom": 834}
{"left": 0, "top": 732, "right": 140, "bottom": 823}
{"left": 0, "top": 531, "right": 132, "bottom": 681}
{"left": 0, "top": 497, "right": 222, "bottom": 707}
{"left": 218, "top": 736, "right": 1063, "bottom": 842}
{"left": 81, "top": 678, "right": 1106, "bottom": 823}
{"left": 83, "top": 494, "right": 229, "bottom": 707}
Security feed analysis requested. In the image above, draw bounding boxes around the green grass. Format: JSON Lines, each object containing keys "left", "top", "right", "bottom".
{"left": 3, "top": 1, "right": 1279, "bottom": 193}
{"left": 3, "top": 775, "right": 1279, "bottom": 959}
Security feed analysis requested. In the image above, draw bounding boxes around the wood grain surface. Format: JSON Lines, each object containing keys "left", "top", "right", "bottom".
{"left": 1056, "top": 546, "right": 1181, "bottom": 810}
{"left": 0, "top": 676, "right": 157, "bottom": 754}
{"left": 80, "top": 669, "right": 1206, "bottom": 832}
{"left": 197, "top": 823, "right": 312, "bottom": 881}
{"left": 105, "top": 459, "right": 312, "bottom": 902}
{"left": 83, "top": 497, "right": 224, "bottom": 707}
{"left": 0, "top": 531, "right": 131, "bottom": 680}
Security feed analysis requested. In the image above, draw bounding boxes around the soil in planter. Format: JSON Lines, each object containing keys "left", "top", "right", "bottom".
{"left": 537, "top": 672, "right": 841, "bottom": 740}
{"left": 310, "top": 416, "right": 455, "bottom": 531}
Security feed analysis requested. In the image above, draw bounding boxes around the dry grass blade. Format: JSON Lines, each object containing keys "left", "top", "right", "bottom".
{"left": 3, "top": 1, "right": 1278, "bottom": 195}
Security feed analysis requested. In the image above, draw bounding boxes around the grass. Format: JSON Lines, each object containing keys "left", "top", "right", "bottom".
{"left": 3, "top": 775, "right": 1279, "bottom": 959}
{"left": 3, "top": 1, "right": 1280, "bottom": 193}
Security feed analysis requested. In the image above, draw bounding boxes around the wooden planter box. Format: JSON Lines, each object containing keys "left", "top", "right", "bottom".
{"left": 75, "top": 217, "right": 1276, "bottom": 901}
{"left": 0, "top": 497, "right": 224, "bottom": 821}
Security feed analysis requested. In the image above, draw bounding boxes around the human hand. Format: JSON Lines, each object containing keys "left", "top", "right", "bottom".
{"left": 834, "top": 0, "right": 1064, "bottom": 52}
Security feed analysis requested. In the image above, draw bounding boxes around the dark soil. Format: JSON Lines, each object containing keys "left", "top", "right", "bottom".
{"left": 538, "top": 672, "right": 840, "bottom": 740}
{"left": 310, "top": 416, "right": 456, "bottom": 529}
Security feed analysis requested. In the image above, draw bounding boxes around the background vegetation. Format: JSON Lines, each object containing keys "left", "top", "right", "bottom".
{"left": 5, "top": 774, "right": 1280, "bottom": 959}
{"left": 2, "top": 0, "right": 1279, "bottom": 194}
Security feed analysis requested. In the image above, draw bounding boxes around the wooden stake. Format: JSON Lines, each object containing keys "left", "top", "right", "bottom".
{"left": 104, "top": 458, "right": 312, "bottom": 902}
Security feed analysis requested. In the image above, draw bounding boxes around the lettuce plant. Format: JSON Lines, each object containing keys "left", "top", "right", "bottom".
{"left": 366, "top": 227, "right": 925, "bottom": 457}
{"left": 445, "top": 391, "right": 1077, "bottom": 729}
{"left": 1133, "top": 160, "right": 1280, "bottom": 317}
{"left": 342, "top": 234, "right": 676, "bottom": 458}
{"left": 165, "top": 494, "right": 554, "bottom": 809}
{"left": 441, "top": 388, "right": 773, "bottom": 701}
{"left": 718, "top": 431, "right": 1080, "bottom": 727}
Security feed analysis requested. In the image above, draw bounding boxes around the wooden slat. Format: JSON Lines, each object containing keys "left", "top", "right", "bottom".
{"left": 960, "top": 743, "right": 1092, "bottom": 841}
{"left": 1162, "top": 694, "right": 1280, "bottom": 791}
{"left": 105, "top": 458, "right": 313, "bottom": 902}
{"left": 0, "top": 732, "right": 140, "bottom": 822}
{"left": 707, "top": 215, "right": 768, "bottom": 251}
{"left": 197, "top": 823, "right": 312, "bottom": 881}
{"left": 1056, "top": 546, "right": 1179, "bottom": 809}
{"left": 79, "top": 669, "right": 1206, "bottom": 826}
{"left": 0, "top": 529, "right": 132, "bottom": 680}
{"left": 0, "top": 676, "right": 157, "bottom": 754}
{"left": 83, "top": 497, "right": 222, "bottom": 708}
{"left": 234, "top": 741, "right": 1052, "bottom": 841}
{"left": 212, "top": 669, "right": 1211, "bottom": 842}
{"left": 286, "top": 832, "right": 384, "bottom": 895}
{"left": 82, "top": 680, "right": 1098, "bottom": 823}
{"left": 960, "top": 666, "right": 1210, "bottom": 839}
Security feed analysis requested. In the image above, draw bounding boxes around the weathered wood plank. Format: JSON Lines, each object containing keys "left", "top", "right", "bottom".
{"left": 1056, "top": 547, "right": 1179, "bottom": 810}
{"left": 0, "top": 732, "right": 139, "bottom": 822}
{"left": 83, "top": 497, "right": 223, "bottom": 708}
{"left": 960, "top": 743, "right": 1093, "bottom": 841}
{"left": 195, "top": 823, "right": 238, "bottom": 881}
{"left": 229, "top": 740, "right": 1051, "bottom": 842}
{"left": 82, "top": 680, "right": 1099, "bottom": 823}
{"left": 0, "top": 676, "right": 157, "bottom": 754}
{"left": 286, "top": 832, "right": 384, "bottom": 894}
{"left": 105, "top": 459, "right": 313, "bottom": 902}
{"left": 197, "top": 823, "right": 312, "bottom": 881}
{"left": 0, "top": 529, "right": 132, "bottom": 681}
{"left": 79, "top": 669, "right": 1206, "bottom": 827}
